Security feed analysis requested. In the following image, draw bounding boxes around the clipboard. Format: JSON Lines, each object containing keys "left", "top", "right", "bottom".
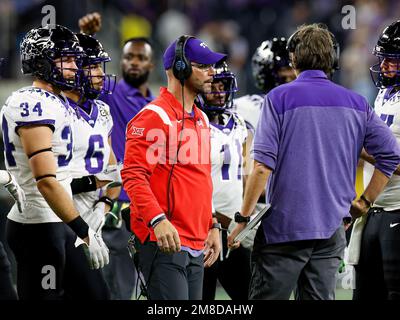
{"left": 233, "top": 203, "right": 271, "bottom": 243}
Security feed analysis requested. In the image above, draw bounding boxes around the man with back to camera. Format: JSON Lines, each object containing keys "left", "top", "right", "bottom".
{"left": 232, "top": 38, "right": 296, "bottom": 248}
{"left": 79, "top": 12, "right": 155, "bottom": 299}
{"left": 228, "top": 23, "right": 400, "bottom": 300}
{"left": 121, "top": 35, "right": 223, "bottom": 300}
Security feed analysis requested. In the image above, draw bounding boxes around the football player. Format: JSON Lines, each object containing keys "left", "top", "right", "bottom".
{"left": 354, "top": 20, "right": 400, "bottom": 300}
{"left": 197, "top": 61, "right": 251, "bottom": 300}
{"left": 1, "top": 25, "right": 109, "bottom": 300}
{"left": 65, "top": 33, "right": 120, "bottom": 234}
{"left": 234, "top": 37, "right": 295, "bottom": 137}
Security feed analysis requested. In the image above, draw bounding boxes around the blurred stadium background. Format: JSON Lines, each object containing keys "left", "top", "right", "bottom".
{"left": 1, "top": 0, "right": 400, "bottom": 300}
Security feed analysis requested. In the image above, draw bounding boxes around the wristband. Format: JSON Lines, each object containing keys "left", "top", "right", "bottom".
{"left": 71, "top": 175, "right": 97, "bottom": 194}
{"left": 95, "top": 196, "right": 115, "bottom": 210}
{"left": 68, "top": 216, "right": 89, "bottom": 239}
{"left": 150, "top": 215, "right": 167, "bottom": 229}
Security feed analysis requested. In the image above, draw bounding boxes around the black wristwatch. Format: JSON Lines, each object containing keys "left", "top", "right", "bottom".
{"left": 234, "top": 212, "right": 250, "bottom": 223}
{"left": 211, "top": 222, "right": 222, "bottom": 231}
{"left": 360, "top": 194, "right": 372, "bottom": 208}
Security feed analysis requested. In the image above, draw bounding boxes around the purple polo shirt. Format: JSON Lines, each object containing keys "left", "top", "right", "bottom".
{"left": 254, "top": 70, "right": 400, "bottom": 244}
{"left": 100, "top": 79, "right": 154, "bottom": 202}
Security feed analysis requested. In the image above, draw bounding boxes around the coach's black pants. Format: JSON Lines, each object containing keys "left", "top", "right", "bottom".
{"left": 250, "top": 225, "right": 346, "bottom": 300}
{"left": 354, "top": 208, "right": 400, "bottom": 300}
{"left": 203, "top": 230, "right": 251, "bottom": 300}
{"left": 6, "top": 219, "right": 110, "bottom": 300}
{"left": 136, "top": 240, "right": 204, "bottom": 300}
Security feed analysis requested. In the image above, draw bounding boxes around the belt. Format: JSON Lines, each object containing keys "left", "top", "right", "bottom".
{"left": 215, "top": 212, "right": 232, "bottom": 230}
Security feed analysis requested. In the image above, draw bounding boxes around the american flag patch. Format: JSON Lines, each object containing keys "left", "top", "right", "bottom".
{"left": 131, "top": 125, "right": 145, "bottom": 136}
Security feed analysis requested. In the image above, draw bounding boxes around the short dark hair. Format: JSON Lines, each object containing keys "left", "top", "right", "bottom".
{"left": 123, "top": 37, "right": 152, "bottom": 48}
{"left": 290, "top": 24, "right": 334, "bottom": 74}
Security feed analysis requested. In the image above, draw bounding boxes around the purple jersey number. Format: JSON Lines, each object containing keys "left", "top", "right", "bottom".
{"left": 58, "top": 125, "right": 73, "bottom": 167}
{"left": 380, "top": 113, "right": 394, "bottom": 127}
{"left": 220, "top": 139, "right": 243, "bottom": 180}
{"left": 85, "top": 135, "right": 104, "bottom": 174}
{"left": 1, "top": 116, "right": 16, "bottom": 167}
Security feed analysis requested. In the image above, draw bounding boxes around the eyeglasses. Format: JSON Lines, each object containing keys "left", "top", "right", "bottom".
{"left": 191, "top": 63, "right": 214, "bottom": 71}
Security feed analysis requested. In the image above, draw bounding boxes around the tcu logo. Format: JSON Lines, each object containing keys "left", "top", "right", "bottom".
{"left": 200, "top": 42, "right": 207, "bottom": 49}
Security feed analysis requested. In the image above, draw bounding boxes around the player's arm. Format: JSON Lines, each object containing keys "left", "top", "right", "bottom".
{"left": 19, "top": 125, "right": 81, "bottom": 224}
{"left": 19, "top": 123, "right": 110, "bottom": 269}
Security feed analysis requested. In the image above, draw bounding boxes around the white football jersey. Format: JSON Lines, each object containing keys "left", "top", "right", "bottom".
{"left": 364, "top": 88, "right": 400, "bottom": 210}
{"left": 70, "top": 99, "right": 113, "bottom": 213}
{"left": 210, "top": 111, "right": 247, "bottom": 218}
{"left": 1, "top": 87, "right": 75, "bottom": 223}
{"left": 233, "top": 94, "right": 264, "bottom": 133}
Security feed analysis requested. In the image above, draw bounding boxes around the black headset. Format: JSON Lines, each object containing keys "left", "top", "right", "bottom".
{"left": 286, "top": 25, "right": 340, "bottom": 72}
{"left": 172, "top": 35, "right": 195, "bottom": 84}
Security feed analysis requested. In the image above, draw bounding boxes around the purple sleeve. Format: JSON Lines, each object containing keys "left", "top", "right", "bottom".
{"left": 252, "top": 96, "right": 280, "bottom": 171}
{"left": 364, "top": 103, "right": 400, "bottom": 177}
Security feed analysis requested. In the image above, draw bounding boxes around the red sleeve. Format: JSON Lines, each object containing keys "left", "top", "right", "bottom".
{"left": 121, "top": 110, "right": 167, "bottom": 226}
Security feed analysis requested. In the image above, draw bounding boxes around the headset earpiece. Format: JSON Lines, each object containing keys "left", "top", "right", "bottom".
{"left": 172, "top": 35, "right": 194, "bottom": 84}
{"left": 286, "top": 30, "right": 300, "bottom": 53}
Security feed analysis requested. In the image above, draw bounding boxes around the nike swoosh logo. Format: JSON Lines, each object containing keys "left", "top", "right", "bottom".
{"left": 390, "top": 223, "right": 400, "bottom": 228}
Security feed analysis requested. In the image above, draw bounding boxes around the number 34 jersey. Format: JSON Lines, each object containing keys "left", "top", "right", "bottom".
{"left": 69, "top": 98, "right": 113, "bottom": 213}
{"left": 364, "top": 89, "right": 400, "bottom": 210}
{"left": 210, "top": 111, "right": 247, "bottom": 218}
{"left": 1, "top": 87, "right": 76, "bottom": 223}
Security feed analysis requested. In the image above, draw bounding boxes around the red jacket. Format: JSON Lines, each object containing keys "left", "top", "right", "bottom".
{"left": 121, "top": 87, "right": 213, "bottom": 250}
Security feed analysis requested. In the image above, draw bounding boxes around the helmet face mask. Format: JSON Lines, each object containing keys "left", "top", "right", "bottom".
{"left": 370, "top": 53, "right": 400, "bottom": 89}
{"left": 75, "top": 33, "right": 116, "bottom": 99}
{"left": 252, "top": 37, "right": 293, "bottom": 92}
{"left": 198, "top": 61, "right": 238, "bottom": 114}
{"left": 81, "top": 57, "right": 116, "bottom": 99}
{"left": 20, "top": 25, "right": 84, "bottom": 90}
{"left": 370, "top": 20, "right": 400, "bottom": 89}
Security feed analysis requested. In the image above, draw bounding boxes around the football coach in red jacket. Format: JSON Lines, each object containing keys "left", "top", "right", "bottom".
{"left": 121, "top": 35, "right": 225, "bottom": 300}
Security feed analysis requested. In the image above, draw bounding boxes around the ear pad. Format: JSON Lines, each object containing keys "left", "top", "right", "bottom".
{"left": 172, "top": 35, "right": 194, "bottom": 82}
